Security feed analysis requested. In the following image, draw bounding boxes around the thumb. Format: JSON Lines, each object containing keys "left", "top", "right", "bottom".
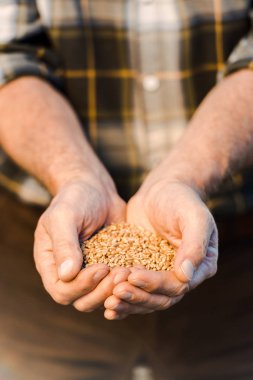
{"left": 174, "top": 209, "right": 216, "bottom": 283}
{"left": 107, "top": 195, "right": 127, "bottom": 224}
{"left": 48, "top": 213, "right": 84, "bottom": 282}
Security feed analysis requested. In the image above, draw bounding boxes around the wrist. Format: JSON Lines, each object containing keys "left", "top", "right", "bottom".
{"left": 140, "top": 157, "right": 208, "bottom": 201}
{"left": 46, "top": 158, "right": 117, "bottom": 197}
{"left": 141, "top": 70, "right": 253, "bottom": 200}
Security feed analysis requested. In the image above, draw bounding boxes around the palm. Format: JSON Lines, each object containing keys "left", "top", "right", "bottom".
{"left": 127, "top": 181, "right": 218, "bottom": 286}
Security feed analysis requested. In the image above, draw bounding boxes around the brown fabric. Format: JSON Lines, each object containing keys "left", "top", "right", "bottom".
{"left": 0, "top": 190, "right": 154, "bottom": 380}
{"left": 154, "top": 237, "right": 253, "bottom": 380}
{"left": 1, "top": 189, "right": 253, "bottom": 379}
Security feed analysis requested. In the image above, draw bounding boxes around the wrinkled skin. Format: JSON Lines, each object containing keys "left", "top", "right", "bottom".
{"left": 34, "top": 176, "right": 218, "bottom": 320}
{"left": 104, "top": 181, "right": 218, "bottom": 320}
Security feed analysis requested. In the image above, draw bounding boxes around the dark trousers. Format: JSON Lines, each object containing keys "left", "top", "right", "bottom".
{"left": 1, "top": 188, "right": 253, "bottom": 380}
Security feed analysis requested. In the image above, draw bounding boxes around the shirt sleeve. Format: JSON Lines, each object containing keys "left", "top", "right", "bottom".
{"left": 0, "top": 0, "right": 62, "bottom": 89}
{"left": 223, "top": 10, "right": 253, "bottom": 77}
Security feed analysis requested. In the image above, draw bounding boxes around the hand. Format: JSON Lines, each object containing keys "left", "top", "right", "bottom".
{"left": 104, "top": 180, "right": 218, "bottom": 320}
{"left": 34, "top": 176, "right": 130, "bottom": 311}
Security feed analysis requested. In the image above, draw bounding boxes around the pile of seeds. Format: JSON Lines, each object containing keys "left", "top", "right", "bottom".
{"left": 82, "top": 223, "right": 176, "bottom": 271}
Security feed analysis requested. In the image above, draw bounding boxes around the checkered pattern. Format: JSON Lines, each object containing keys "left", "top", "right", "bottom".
{"left": 0, "top": 0, "right": 253, "bottom": 212}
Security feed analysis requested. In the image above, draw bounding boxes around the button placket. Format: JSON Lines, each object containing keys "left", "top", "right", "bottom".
{"left": 142, "top": 75, "right": 160, "bottom": 92}
{"left": 141, "top": 0, "right": 154, "bottom": 4}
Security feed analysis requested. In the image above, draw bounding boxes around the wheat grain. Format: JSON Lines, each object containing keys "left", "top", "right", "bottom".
{"left": 81, "top": 223, "right": 175, "bottom": 271}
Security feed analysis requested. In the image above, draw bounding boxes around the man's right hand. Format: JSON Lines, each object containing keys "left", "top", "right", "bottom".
{"left": 0, "top": 77, "right": 130, "bottom": 312}
{"left": 34, "top": 176, "right": 130, "bottom": 312}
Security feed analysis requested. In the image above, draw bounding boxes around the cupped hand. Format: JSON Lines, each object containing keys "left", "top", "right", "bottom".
{"left": 104, "top": 180, "right": 218, "bottom": 320}
{"left": 34, "top": 176, "right": 130, "bottom": 312}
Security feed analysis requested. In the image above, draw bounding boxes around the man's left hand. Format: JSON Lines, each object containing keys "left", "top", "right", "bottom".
{"left": 104, "top": 180, "right": 218, "bottom": 320}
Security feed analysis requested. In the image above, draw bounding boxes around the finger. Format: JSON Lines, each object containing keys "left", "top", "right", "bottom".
{"left": 104, "top": 309, "right": 128, "bottom": 320}
{"left": 41, "top": 207, "right": 84, "bottom": 282}
{"left": 114, "top": 294, "right": 183, "bottom": 318}
{"left": 128, "top": 269, "right": 189, "bottom": 297}
{"left": 34, "top": 223, "right": 58, "bottom": 285}
{"left": 51, "top": 265, "right": 110, "bottom": 304}
{"left": 106, "top": 288, "right": 172, "bottom": 311}
{"left": 105, "top": 295, "right": 152, "bottom": 315}
{"left": 174, "top": 208, "right": 217, "bottom": 283}
{"left": 105, "top": 294, "right": 184, "bottom": 319}
{"left": 105, "top": 305, "right": 152, "bottom": 319}
{"left": 208, "top": 228, "right": 219, "bottom": 250}
{"left": 189, "top": 231, "right": 219, "bottom": 289}
{"left": 35, "top": 234, "right": 109, "bottom": 304}
{"left": 73, "top": 267, "right": 130, "bottom": 312}
{"left": 34, "top": 223, "right": 110, "bottom": 303}
{"left": 129, "top": 265, "right": 146, "bottom": 273}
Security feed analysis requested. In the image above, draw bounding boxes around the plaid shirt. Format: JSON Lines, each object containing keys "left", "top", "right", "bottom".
{"left": 0, "top": 0, "right": 253, "bottom": 214}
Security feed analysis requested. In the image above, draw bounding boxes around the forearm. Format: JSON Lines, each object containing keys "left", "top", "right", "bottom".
{"left": 0, "top": 77, "right": 113, "bottom": 195}
{"left": 144, "top": 70, "right": 253, "bottom": 197}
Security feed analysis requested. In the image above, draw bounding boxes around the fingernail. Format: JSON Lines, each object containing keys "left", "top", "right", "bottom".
{"left": 180, "top": 259, "right": 195, "bottom": 281}
{"left": 93, "top": 269, "right": 108, "bottom": 282}
{"left": 59, "top": 259, "right": 73, "bottom": 278}
{"left": 114, "top": 272, "right": 127, "bottom": 285}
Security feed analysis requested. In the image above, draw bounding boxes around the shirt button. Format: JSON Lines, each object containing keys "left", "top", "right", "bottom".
{"left": 142, "top": 75, "right": 160, "bottom": 92}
